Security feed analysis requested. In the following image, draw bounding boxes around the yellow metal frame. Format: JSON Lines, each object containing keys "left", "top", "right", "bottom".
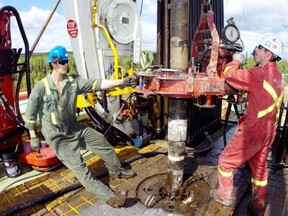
{"left": 76, "top": 92, "right": 97, "bottom": 108}
{"left": 106, "top": 86, "right": 136, "bottom": 97}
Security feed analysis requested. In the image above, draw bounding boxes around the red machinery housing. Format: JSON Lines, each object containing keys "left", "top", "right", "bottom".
{"left": 0, "top": 9, "right": 22, "bottom": 149}
{"left": 135, "top": 1, "right": 243, "bottom": 107}
{"left": 0, "top": 6, "right": 60, "bottom": 171}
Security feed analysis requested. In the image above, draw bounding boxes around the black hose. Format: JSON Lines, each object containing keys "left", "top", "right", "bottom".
{"left": 132, "top": 105, "right": 143, "bottom": 137}
{"left": 1, "top": 182, "right": 83, "bottom": 216}
{"left": 223, "top": 95, "right": 241, "bottom": 147}
{"left": 121, "top": 151, "right": 168, "bottom": 167}
{"left": 0, "top": 6, "right": 30, "bottom": 135}
{"left": 223, "top": 102, "right": 232, "bottom": 147}
{"left": 185, "top": 131, "right": 214, "bottom": 156}
{"left": 268, "top": 163, "right": 288, "bottom": 170}
{"left": 84, "top": 106, "right": 134, "bottom": 144}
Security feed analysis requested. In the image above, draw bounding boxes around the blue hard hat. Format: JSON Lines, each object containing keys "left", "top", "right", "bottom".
{"left": 46, "top": 46, "right": 69, "bottom": 64}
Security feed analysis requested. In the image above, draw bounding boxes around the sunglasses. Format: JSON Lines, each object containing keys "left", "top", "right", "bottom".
{"left": 58, "top": 60, "right": 69, "bottom": 65}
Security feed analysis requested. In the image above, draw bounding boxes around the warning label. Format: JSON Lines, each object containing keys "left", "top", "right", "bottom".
{"left": 67, "top": 19, "right": 78, "bottom": 38}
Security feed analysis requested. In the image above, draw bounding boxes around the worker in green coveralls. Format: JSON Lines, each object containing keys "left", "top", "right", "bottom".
{"left": 24, "top": 45, "right": 137, "bottom": 208}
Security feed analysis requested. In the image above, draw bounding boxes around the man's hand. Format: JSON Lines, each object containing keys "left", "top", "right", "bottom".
{"left": 233, "top": 53, "right": 246, "bottom": 64}
{"left": 30, "top": 137, "right": 41, "bottom": 153}
{"left": 123, "top": 75, "right": 137, "bottom": 87}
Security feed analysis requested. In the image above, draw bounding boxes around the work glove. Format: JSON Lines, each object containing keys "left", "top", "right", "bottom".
{"left": 232, "top": 53, "right": 246, "bottom": 65}
{"left": 123, "top": 75, "right": 137, "bottom": 87}
{"left": 30, "top": 137, "right": 41, "bottom": 153}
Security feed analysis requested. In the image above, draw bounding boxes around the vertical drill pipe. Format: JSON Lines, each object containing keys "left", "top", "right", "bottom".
{"left": 169, "top": 0, "right": 189, "bottom": 69}
{"left": 162, "top": 0, "right": 170, "bottom": 132}
{"left": 163, "top": 0, "right": 170, "bottom": 68}
{"left": 156, "top": 0, "right": 163, "bottom": 65}
{"left": 167, "top": 0, "right": 189, "bottom": 196}
{"left": 156, "top": 0, "right": 164, "bottom": 138}
{"left": 167, "top": 98, "right": 187, "bottom": 196}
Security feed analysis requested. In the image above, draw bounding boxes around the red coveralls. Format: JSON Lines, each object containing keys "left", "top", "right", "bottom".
{"left": 218, "top": 60, "right": 284, "bottom": 211}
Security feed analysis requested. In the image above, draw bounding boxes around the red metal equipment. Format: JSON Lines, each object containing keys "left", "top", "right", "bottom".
{"left": 135, "top": 1, "right": 242, "bottom": 106}
{"left": 0, "top": 9, "right": 22, "bottom": 149}
{"left": 0, "top": 6, "right": 60, "bottom": 171}
{"left": 135, "top": 0, "right": 244, "bottom": 205}
{"left": 18, "top": 142, "right": 61, "bottom": 171}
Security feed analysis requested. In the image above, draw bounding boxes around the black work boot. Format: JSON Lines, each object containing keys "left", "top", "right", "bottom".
{"left": 106, "top": 189, "right": 128, "bottom": 208}
{"left": 247, "top": 201, "right": 265, "bottom": 216}
{"left": 210, "top": 189, "right": 233, "bottom": 206}
{"left": 111, "top": 168, "right": 136, "bottom": 179}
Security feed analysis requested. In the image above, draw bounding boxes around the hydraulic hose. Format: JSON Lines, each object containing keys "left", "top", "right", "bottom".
{"left": 185, "top": 131, "right": 214, "bottom": 156}
{"left": 0, "top": 6, "right": 30, "bottom": 133}
{"left": 84, "top": 106, "right": 134, "bottom": 145}
{"left": 223, "top": 95, "right": 241, "bottom": 147}
{"left": 268, "top": 163, "right": 288, "bottom": 170}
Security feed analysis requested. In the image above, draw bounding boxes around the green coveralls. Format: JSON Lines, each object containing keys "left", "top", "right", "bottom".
{"left": 24, "top": 74, "right": 122, "bottom": 201}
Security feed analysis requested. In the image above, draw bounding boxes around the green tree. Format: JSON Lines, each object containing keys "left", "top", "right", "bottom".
{"left": 244, "top": 57, "right": 288, "bottom": 84}
{"left": 18, "top": 52, "right": 76, "bottom": 90}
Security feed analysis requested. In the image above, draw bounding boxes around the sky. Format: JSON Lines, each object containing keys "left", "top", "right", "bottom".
{"left": 0, "top": 0, "right": 287, "bottom": 60}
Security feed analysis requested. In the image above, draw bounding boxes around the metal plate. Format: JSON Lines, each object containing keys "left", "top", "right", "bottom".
{"left": 136, "top": 173, "right": 211, "bottom": 215}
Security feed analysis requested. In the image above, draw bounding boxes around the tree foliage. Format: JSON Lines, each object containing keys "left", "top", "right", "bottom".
{"left": 243, "top": 57, "right": 288, "bottom": 83}
{"left": 18, "top": 52, "right": 76, "bottom": 90}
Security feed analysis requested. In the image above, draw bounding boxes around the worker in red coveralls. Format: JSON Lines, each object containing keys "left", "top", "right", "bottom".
{"left": 210, "top": 33, "right": 285, "bottom": 216}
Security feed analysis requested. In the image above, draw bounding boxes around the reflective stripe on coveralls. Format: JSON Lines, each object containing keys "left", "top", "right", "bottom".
{"left": 217, "top": 166, "right": 233, "bottom": 178}
{"left": 223, "top": 66, "right": 232, "bottom": 76}
{"left": 257, "top": 80, "right": 284, "bottom": 119}
{"left": 24, "top": 118, "right": 36, "bottom": 124}
{"left": 251, "top": 178, "right": 267, "bottom": 187}
{"left": 91, "top": 79, "right": 98, "bottom": 92}
{"left": 225, "top": 66, "right": 283, "bottom": 120}
{"left": 42, "top": 77, "right": 58, "bottom": 125}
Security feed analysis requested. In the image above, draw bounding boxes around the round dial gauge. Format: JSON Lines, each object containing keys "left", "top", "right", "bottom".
{"left": 223, "top": 25, "right": 240, "bottom": 42}
{"left": 105, "top": 0, "right": 138, "bottom": 44}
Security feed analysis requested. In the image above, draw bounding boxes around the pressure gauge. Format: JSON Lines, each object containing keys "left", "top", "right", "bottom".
{"left": 223, "top": 24, "right": 240, "bottom": 43}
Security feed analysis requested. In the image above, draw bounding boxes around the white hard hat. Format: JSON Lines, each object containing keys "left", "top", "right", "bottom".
{"left": 259, "top": 33, "right": 284, "bottom": 60}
